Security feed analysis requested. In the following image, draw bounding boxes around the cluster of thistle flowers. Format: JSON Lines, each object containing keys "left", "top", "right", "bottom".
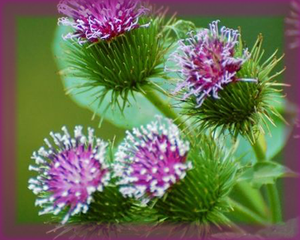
{"left": 28, "top": 116, "right": 192, "bottom": 224}
{"left": 29, "top": 0, "right": 280, "bottom": 226}
{"left": 57, "top": 0, "right": 255, "bottom": 107}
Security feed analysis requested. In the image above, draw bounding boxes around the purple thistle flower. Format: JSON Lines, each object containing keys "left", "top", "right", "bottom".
{"left": 114, "top": 116, "right": 191, "bottom": 203}
{"left": 57, "top": 0, "right": 150, "bottom": 44}
{"left": 169, "top": 20, "right": 253, "bottom": 107}
{"left": 28, "top": 126, "right": 110, "bottom": 224}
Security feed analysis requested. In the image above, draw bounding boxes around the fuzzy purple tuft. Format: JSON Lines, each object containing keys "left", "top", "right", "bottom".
{"left": 169, "top": 20, "right": 251, "bottom": 107}
{"left": 28, "top": 126, "right": 110, "bottom": 224}
{"left": 57, "top": 0, "right": 150, "bottom": 44}
{"left": 114, "top": 116, "right": 191, "bottom": 203}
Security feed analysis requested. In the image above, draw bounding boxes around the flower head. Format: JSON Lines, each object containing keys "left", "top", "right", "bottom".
{"left": 181, "top": 34, "right": 285, "bottom": 144}
{"left": 114, "top": 116, "right": 191, "bottom": 202}
{"left": 170, "top": 20, "right": 251, "bottom": 107}
{"left": 58, "top": 0, "right": 149, "bottom": 44}
{"left": 28, "top": 126, "right": 110, "bottom": 224}
{"left": 55, "top": 3, "right": 175, "bottom": 117}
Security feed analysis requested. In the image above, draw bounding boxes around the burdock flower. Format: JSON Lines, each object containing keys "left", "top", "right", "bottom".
{"left": 169, "top": 20, "right": 285, "bottom": 144}
{"left": 58, "top": 0, "right": 149, "bottom": 44}
{"left": 28, "top": 126, "right": 110, "bottom": 224}
{"left": 170, "top": 20, "right": 254, "bottom": 107}
{"left": 55, "top": 1, "right": 176, "bottom": 115}
{"left": 114, "top": 116, "right": 191, "bottom": 202}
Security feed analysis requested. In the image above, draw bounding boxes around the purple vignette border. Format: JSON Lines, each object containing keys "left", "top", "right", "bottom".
{"left": 0, "top": 0, "right": 299, "bottom": 239}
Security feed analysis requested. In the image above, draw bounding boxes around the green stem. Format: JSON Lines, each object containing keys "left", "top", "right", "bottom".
{"left": 234, "top": 182, "right": 269, "bottom": 219}
{"left": 252, "top": 135, "right": 282, "bottom": 224}
{"left": 252, "top": 134, "right": 267, "bottom": 161}
{"left": 141, "top": 85, "right": 186, "bottom": 130}
{"left": 266, "top": 184, "right": 282, "bottom": 223}
{"left": 228, "top": 198, "right": 268, "bottom": 226}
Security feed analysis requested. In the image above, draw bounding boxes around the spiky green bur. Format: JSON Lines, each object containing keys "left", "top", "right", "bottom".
{"left": 183, "top": 35, "right": 285, "bottom": 144}
{"left": 151, "top": 135, "right": 238, "bottom": 236}
{"left": 47, "top": 186, "right": 134, "bottom": 224}
{"left": 59, "top": 15, "right": 174, "bottom": 111}
{"left": 65, "top": 187, "right": 133, "bottom": 224}
{"left": 49, "top": 185, "right": 152, "bottom": 239}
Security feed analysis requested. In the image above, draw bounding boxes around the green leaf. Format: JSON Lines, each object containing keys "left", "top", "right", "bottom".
{"left": 164, "top": 20, "right": 197, "bottom": 40}
{"left": 238, "top": 162, "right": 298, "bottom": 188}
{"left": 232, "top": 118, "right": 285, "bottom": 165}
{"left": 237, "top": 168, "right": 255, "bottom": 182}
{"left": 234, "top": 96, "right": 296, "bottom": 165}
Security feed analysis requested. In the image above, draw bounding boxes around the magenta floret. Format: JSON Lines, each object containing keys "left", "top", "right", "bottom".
{"left": 57, "top": 0, "right": 149, "bottom": 44}
{"left": 170, "top": 20, "right": 251, "bottom": 107}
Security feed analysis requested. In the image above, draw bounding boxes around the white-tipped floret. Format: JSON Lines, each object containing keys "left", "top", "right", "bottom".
{"left": 87, "top": 186, "right": 96, "bottom": 195}
{"left": 74, "top": 126, "right": 83, "bottom": 138}
{"left": 61, "top": 214, "right": 70, "bottom": 224}
{"left": 88, "top": 127, "right": 95, "bottom": 145}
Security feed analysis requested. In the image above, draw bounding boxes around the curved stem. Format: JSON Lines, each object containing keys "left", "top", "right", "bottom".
{"left": 266, "top": 184, "right": 282, "bottom": 223}
{"left": 252, "top": 136, "right": 282, "bottom": 224}
{"left": 234, "top": 182, "right": 269, "bottom": 219}
{"left": 141, "top": 85, "right": 187, "bottom": 130}
{"left": 252, "top": 134, "right": 267, "bottom": 161}
{"left": 228, "top": 198, "right": 269, "bottom": 226}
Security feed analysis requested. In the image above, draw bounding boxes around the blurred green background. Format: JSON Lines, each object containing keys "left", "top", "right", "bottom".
{"left": 16, "top": 16, "right": 284, "bottom": 224}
